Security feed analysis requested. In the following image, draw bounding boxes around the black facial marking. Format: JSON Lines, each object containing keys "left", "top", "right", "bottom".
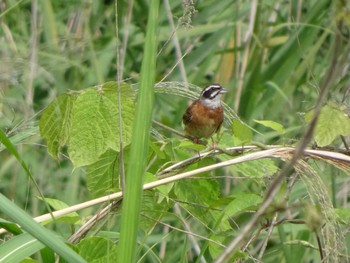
{"left": 201, "top": 84, "right": 223, "bottom": 100}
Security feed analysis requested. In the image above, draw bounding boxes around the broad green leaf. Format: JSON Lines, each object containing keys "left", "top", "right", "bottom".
{"left": 86, "top": 149, "right": 119, "bottom": 197}
{"left": 232, "top": 119, "right": 253, "bottom": 143}
{"left": 77, "top": 237, "right": 118, "bottom": 263}
{"left": 174, "top": 178, "right": 222, "bottom": 229}
{"left": 224, "top": 193, "right": 262, "bottom": 217}
{"left": 38, "top": 197, "right": 81, "bottom": 224}
{"left": 305, "top": 104, "right": 350, "bottom": 147}
{"left": 175, "top": 178, "right": 220, "bottom": 207}
{"left": 39, "top": 93, "right": 77, "bottom": 158}
{"left": 69, "top": 82, "right": 135, "bottom": 167}
{"left": 0, "top": 233, "right": 44, "bottom": 263}
{"left": 254, "top": 119, "right": 285, "bottom": 134}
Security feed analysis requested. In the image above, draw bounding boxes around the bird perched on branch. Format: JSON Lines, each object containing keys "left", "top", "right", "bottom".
{"left": 182, "top": 84, "right": 227, "bottom": 144}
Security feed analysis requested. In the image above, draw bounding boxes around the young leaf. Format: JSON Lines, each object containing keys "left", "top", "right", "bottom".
{"left": 254, "top": 119, "right": 285, "bottom": 134}
{"left": 37, "top": 197, "right": 81, "bottom": 224}
{"left": 232, "top": 119, "right": 253, "bottom": 143}
{"left": 305, "top": 104, "right": 350, "bottom": 146}
{"left": 224, "top": 193, "right": 262, "bottom": 218}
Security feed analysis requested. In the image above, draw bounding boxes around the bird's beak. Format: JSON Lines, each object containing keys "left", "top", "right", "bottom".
{"left": 220, "top": 88, "right": 228, "bottom": 94}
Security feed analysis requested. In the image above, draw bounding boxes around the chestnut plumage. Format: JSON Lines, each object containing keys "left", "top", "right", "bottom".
{"left": 183, "top": 84, "right": 226, "bottom": 143}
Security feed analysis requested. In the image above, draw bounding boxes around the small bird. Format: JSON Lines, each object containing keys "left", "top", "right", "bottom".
{"left": 183, "top": 84, "right": 227, "bottom": 144}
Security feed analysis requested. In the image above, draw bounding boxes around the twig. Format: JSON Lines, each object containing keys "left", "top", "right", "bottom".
{"left": 2, "top": 147, "right": 350, "bottom": 235}
{"left": 257, "top": 213, "right": 278, "bottom": 260}
{"left": 316, "top": 231, "right": 324, "bottom": 261}
{"left": 68, "top": 200, "right": 122, "bottom": 244}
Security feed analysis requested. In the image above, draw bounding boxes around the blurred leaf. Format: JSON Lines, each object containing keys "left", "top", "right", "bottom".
{"left": 0, "top": 194, "right": 85, "bottom": 263}
{"left": 77, "top": 237, "right": 118, "bottom": 263}
{"left": 254, "top": 119, "right": 285, "bottom": 134}
{"left": 0, "top": 233, "right": 44, "bottom": 263}
{"left": 175, "top": 178, "right": 220, "bottom": 206}
{"left": 38, "top": 197, "right": 81, "bottom": 224}
{"left": 177, "top": 140, "right": 207, "bottom": 151}
{"left": 231, "top": 158, "right": 278, "bottom": 178}
{"left": 0, "top": 218, "right": 22, "bottom": 235}
{"left": 224, "top": 193, "right": 262, "bottom": 218}
{"left": 86, "top": 149, "right": 119, "bottom": 197}
{"left": 265, "top": 35, "right": 289, "bottom": 47}
{"left": 232, "top": 119, "right": 253, "bottom": 143}
{"left": 335, "top": 208, "right": 350, "bottom": 225}
{"left": 305, "top": 104, "right": 350, "bottom": 146}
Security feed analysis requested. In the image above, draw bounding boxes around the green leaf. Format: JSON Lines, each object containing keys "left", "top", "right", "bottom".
{"left": 224, "top": 193, "right": 262, "bottom": 217}
{"left": 39, "top": 93, "right": 77, "bottom": 158}
{"left": 69, "top": 82, "right": 135, "bottom": 167}
{"left": 175, "top": 178, "right": 220, "bottom": 207}
{"left": 0, "top": 233, "right": 44, "bottom": 263}
{"left": 117, "top": 1, "right": 159, "bottom": 262}
{"left": 335, "top": 208, "right": 350, "bottom": 225}
{"left": 86, "top": 149, "right": 119, "bottom": 197}
{"left": 77, "top": 237, "right": 118, "bottom": 263}
{"left": 231, "top": 158, "right": 279, "bottom": 178}
{"left": 0, "top": 218, "right": 22, "bottom": 235}
{"left": 254, "top": 119, "right": 285, "bottom": 134}
{"left": 144, "top": 172, "right": 173, "bottom": 200}
{"left": 0, "top": 194, "right": 86, "bottom": 263}
{"left": 38, "top": 197, "right": 81, "bottom": 224}
{"left": 305, "top": 104, "right": 350, "bottom": 146}
{"left": 232, "top": 119, "right": 253, "bottom": 143}
{"left": 177, "top": 140, "right": 207, "bottom": 151}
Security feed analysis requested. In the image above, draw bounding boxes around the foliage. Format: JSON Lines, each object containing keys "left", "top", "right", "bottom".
{"left": 1, "top": 0, "right": 350, "bottom": 263}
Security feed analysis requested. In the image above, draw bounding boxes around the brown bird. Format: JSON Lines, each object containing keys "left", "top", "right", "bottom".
{"left": 183, "top": 84, "right": 227, "bottom": 144}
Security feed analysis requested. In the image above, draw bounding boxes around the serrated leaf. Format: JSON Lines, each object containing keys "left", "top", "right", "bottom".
{"left": 77, "top": 237, "right": 118, "bottom": 263}
{"left": 254, "top": 119, "right": 285, "bottom": 134}
{"left": 232, "top": 119, "right": 253, "bottom": 143}
{"left": 39, "top": 93, "right": 76, "bottom": 158}
{"left": 86, "top": 149, "right": 119, "bottom": 197}
{"left": 224, "top": 193, "right": 262, "bottom": 217}
{"left": 305, "top": 104, "right": 350, "bottom": 146}
{"left": 69, "top": 82, "right": 135, "bottom": 167}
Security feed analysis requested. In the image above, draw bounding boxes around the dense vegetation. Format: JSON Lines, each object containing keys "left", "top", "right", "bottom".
{"left": 1, "top": 0, "right": 350, "bottom": 262}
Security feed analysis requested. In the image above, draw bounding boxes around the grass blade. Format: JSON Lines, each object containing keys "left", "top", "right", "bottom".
{"left": 117, "top": 0, "right": 160, "bottom": 262}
